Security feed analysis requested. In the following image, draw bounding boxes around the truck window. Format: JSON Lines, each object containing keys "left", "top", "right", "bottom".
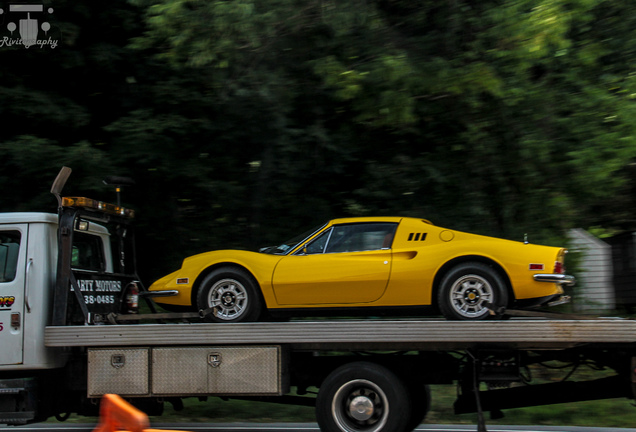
{"left": 0, "top": 231, "right": 21, "bottom": 283}
{"left": 72, "top": 232, "right": 105, "bottom": 272}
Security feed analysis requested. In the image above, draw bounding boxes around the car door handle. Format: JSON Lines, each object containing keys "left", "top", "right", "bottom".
{"left": 393, "top": 251, "right": 418, "bottom": 260}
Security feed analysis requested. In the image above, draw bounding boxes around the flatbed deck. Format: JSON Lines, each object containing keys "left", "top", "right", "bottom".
{"left": 44, "top": 318, "right": 636, "bottom": 351}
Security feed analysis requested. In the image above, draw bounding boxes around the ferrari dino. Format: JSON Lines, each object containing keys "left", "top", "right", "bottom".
{"left": 149, "top": 217, "right": 575, "bottom": 322}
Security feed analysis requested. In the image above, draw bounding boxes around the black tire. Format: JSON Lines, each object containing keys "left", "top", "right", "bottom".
{"left": 196, "top": 267, "right": 262, "bottom": 323}
{"left": 405, "top": 383, "right": 431, "bottom": 431}
{"left": 437, "top": 262, "right": 508, "bottom": 320}
{"left": 316, "top": 362, "right": 411, "bottom": 432}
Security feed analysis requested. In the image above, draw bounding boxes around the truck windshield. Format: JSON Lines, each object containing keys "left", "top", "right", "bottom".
{"left": 260, "top": 223, "right": 327, "bottom": 255}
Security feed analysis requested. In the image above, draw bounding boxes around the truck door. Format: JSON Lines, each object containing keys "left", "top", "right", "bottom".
{"left": 0, "top": 225, "right": 27, "bottom": 365}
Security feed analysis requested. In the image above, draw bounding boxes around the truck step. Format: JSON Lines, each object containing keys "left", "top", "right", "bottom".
{"left": 0, "top": 411, "right": 36, "bottom": 425}
{"left": 0, "top": 387, "right": 25, "bottom": 394}
{"left": 0, "top": 379, "right": 37, "bottom": 426}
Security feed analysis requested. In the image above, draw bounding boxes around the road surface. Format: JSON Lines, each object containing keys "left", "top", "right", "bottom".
{"left": 2, "top": 424, "right": 636, "bottom": 432}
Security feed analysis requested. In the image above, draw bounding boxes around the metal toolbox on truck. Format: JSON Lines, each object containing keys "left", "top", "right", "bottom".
{"left": 87, "top": 346, "right": 286, "bottom": 397}
{"left": 87, "top": 348, "right": 150, "bottom": 397}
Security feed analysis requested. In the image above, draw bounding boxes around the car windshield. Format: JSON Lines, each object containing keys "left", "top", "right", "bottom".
{"left": 260, "top": 223, "right": 327, "bottom": 255}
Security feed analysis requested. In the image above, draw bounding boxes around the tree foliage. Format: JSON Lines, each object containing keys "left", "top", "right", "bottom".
{"left": 1, "top": 0, "right": 636, "bottom": 281}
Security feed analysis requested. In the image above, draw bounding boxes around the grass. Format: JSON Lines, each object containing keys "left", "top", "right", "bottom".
{"left": 150, "top": 397, "right": 316, "bottom": 423}
{"left": 426, "top": 385, "right": 636, "bottom": 427}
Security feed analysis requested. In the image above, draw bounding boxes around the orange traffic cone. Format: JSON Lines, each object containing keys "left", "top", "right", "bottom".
{"left": 93, "top": 394, "right": 189, "bottom": 432}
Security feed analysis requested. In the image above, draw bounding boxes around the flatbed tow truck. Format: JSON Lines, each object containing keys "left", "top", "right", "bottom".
{"left": 1, "top": 167, "right": 635, "bottom": 432}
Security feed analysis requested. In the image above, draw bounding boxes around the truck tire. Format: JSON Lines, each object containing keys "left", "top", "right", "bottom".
{"left": 405, "top": 383, "right": 431, "bottom": 431}
{"left": 438, "top": 262, "right": 507, "bottom": 320}
{"left": 316, "top": 361, "right": 411, "bottom": 432}
{"left": 197, "top": 267, "right": 262, "bottom": 323}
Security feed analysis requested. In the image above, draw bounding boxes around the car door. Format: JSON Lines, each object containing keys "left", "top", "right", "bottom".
{"left": 0, "top": 225, "right": 27, "bottom": 365}
{"left": 272, "top": 223, "right": 397, "bottom": 305}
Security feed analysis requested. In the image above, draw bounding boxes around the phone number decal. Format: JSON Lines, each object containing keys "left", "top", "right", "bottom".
{"left": 83, "top": 295, "right": 116, "bottom": 305}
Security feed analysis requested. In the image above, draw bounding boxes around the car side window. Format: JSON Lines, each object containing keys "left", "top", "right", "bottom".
{"left": 304, "top": 229, "right": 331, "bottom": 254}
{"left": 0, "top": 231, "right": 21, "bottom": 283}
{"left": 325, "top": 223, "right": 398, "bottom": 254}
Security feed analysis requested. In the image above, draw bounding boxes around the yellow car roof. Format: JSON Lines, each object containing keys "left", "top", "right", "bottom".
{"left": 328, "top": 216, "right": 433, "bottom": 225}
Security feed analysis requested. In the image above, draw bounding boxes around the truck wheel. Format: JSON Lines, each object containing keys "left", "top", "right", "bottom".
{"left": 316, "top": 362, "right": 411, "bottom": 432}
{"left": 438, "top": 262, "right": 507, "bottom": 320}
{"left": 405, "top": 383, "right": 431, "bottom": 431}
{"left": 197, "top": 268, "right": 262, "bottom": 323}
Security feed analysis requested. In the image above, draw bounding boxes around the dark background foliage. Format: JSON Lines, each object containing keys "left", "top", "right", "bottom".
{"left": 2, "top": 0, "right": 636, "bottom": 284}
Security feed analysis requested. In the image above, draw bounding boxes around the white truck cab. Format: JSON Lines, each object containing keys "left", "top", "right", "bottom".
{"left": 0, "top": 168, "right": 172, "bottom": 425}
{"left": 0, "top": 212, "right": 114, "bottom": 370}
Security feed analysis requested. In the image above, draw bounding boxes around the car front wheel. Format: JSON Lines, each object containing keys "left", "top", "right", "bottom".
{"left": 197, "top": 268, "right": 262, "bottom": 323}
{"left": 438, "top": 262, "right": 508, "bottom": 320}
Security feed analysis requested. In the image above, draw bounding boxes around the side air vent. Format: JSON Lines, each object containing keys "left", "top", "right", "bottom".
{"left": 407, "top": 233, "right": 428, "bottom": 241}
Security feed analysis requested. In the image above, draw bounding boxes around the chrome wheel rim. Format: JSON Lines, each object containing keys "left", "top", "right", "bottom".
{"left": 207, "top": 278, "right": 248, "bottom": 321}
{"left": 449, "top": 274, "right": 493, "bottom": 319}
{"left": 332, "top": 379, "right": 389, "bottom": 432}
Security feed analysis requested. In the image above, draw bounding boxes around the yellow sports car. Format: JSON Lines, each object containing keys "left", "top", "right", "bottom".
{"left": 149, "top": 217, "right": 575, "bottom": 322}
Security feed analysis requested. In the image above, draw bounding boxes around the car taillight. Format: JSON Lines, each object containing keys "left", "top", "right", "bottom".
{"left": 124, "top": 282, "right": 140, "bottom": 314}
{"left": 554, "top": 261, "right": 564, "bottom": 274}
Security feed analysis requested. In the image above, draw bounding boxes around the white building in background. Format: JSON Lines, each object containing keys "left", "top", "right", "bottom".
{"left": 567, "top": 228, "right": 615, "bottom": 312}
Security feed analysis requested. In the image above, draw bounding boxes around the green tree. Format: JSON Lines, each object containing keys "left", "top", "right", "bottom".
{"left": 3, "top": 0, "right": 636, "bottom": 283}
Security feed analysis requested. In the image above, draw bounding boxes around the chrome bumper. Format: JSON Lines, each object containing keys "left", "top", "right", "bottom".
{"left": 533, "top": 274, "right": 576, "bottom": 286}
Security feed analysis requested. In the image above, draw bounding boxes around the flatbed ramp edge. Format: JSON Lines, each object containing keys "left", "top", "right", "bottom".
{"left": 44, "top": 319, "right": 636, "bottom": 350}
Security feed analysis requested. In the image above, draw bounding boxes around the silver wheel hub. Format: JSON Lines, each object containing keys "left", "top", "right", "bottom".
{"left": 349, "top": 395, "right": 374, "bottom": 421}
{"left": 208, "top": 278, "right": 248, "bottom": 321}
{"left": 450, "top": 274, "right": 493, "bottom": 318}
{"left": 332, "top": 379, "right": 388, "bottom": 432}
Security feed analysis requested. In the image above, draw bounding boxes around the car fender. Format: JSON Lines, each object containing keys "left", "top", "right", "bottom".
{"left": 149, "top": 250, "right": 283, "bottom": 308}
{"left": 431, "top": 253, "right": 514, "bottom": 306}
{"left": 184, "top": 250, "right": 283, "bottom": 308}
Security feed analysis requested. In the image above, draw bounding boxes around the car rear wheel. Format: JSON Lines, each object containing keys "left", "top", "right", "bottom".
{"left": 316, "top": 362, "right": 411, "bottom": 432}
{"left": 438, "top": 262, "right": 507, "bottom": 320}
{"left": 197, "top": 267, "right": 262, "bottom": 323}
